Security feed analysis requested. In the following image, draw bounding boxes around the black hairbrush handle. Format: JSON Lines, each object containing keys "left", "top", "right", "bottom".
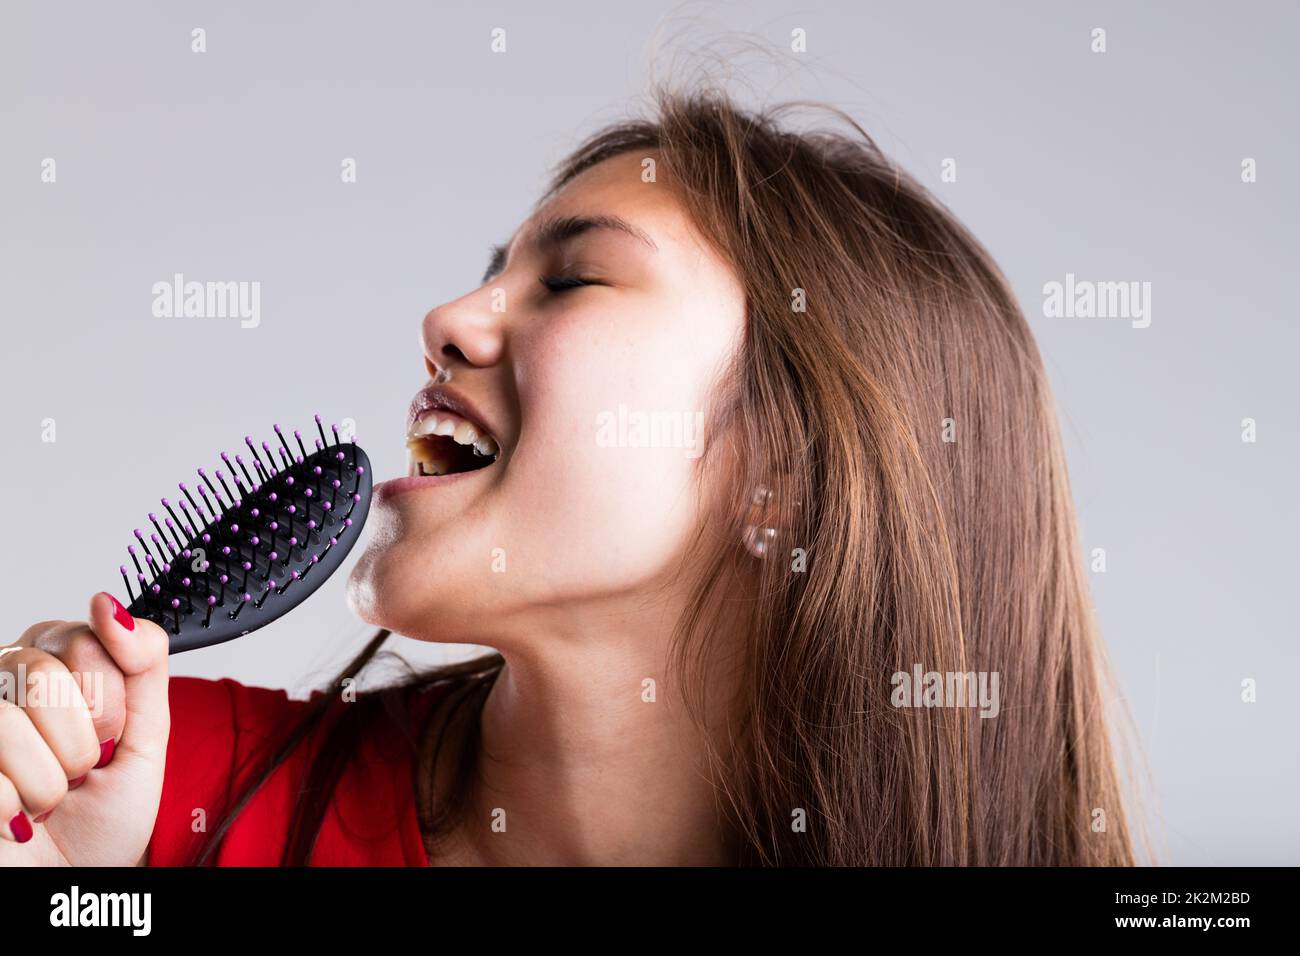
{"left": 117, "top": 418, "right": 372, "bottom": 654}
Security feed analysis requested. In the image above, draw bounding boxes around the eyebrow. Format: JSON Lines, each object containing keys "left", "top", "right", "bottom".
{"left": 481, "top": 214, "right": 658, "bottom": 284}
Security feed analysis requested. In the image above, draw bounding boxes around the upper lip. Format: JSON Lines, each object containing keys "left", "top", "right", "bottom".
{"left": 406, "top": 384, "right": 499, "bottom": 444}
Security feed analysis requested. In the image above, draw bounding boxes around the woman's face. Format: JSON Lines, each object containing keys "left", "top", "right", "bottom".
{"left": 348, "top": 150, "right": 747, "bottom": 644}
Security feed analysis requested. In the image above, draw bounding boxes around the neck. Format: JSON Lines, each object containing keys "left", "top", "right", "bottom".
{"left": 435, "top": 593, "right": 744, "bottom": 866}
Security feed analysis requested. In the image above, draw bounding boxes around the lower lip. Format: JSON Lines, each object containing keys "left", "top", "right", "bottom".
{"left": 373, "top": 467, "right": 487, "bottom": 501}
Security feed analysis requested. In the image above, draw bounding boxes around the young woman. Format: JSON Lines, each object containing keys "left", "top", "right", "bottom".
{"left": 0, "top": 86, "right": 1140, "bottom": 866}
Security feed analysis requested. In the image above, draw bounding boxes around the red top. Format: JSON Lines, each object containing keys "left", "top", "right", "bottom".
{"left": 147, "top": 675, "right": 443, "bottom": 866}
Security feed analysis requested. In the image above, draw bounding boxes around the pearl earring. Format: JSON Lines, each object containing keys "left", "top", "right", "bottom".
{"left": 743, "top": 484, "right": 777, "bottom": 558}
{"left": 742, "top": 524, "right": 778, "bottom": 558}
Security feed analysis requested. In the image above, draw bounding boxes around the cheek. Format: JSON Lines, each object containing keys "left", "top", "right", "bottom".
{"left": 507, "top": 302, "right": 721, "bottom": 587}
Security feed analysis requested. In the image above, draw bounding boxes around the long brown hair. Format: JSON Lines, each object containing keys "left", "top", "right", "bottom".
{"left": 192, "top": 84, "right": 1144, "bottom": 867}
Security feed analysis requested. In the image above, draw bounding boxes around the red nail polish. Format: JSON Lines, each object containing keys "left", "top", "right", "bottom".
{"left": 34, "top": 809, "right": 53, "bottom": 824}
{"left": 68, "top": 774, "right": 87, "bottom": 790}
{"left": 9, "top": 812, "right": 32, "bottom": 843}
{"left": 105, "top": 592, "right": 135, "bottom": 631}
{"left": 94, "top": 737, "right": 116, "bottom": 769}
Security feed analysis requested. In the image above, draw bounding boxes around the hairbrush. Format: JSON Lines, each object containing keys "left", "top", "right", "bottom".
{"left": 116, "top": 416, "right": 372, "bottom": 653}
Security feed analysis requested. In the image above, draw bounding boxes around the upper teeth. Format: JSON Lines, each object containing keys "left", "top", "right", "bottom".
{"left": 410, "top": 412, "right": 500, "bottom": 457}
{"left": 453, "top": 420, "right": 478, "bottom": 445}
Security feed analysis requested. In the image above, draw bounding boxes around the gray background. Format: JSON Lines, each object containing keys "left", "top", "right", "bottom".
{"left": 1, "top": 0, "right": 1295, "bottom": 865}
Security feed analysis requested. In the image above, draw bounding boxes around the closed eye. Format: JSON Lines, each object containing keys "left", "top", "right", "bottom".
{"left": 538, "top": 275, "right": 600, "bottom": 293}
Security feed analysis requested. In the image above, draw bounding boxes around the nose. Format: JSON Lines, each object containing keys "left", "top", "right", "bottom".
{"left": 421, "top": 287, "right": 506, "bottom": 376}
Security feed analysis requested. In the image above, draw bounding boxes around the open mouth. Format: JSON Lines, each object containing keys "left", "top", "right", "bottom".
{"left": 406, "top": 411, "right": 500, "bottom": 477}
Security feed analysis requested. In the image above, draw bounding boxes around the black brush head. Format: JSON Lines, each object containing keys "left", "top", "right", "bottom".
{"left": 118, "top": 416, "right": 372, "bottom": 654}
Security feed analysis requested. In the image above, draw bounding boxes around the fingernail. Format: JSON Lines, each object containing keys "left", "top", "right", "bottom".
{"left": 8, "top": 812, "right": 32, "bottom": 843}
{"left": 94, "top": 737, "right": 116, "bottom": 769}
{"left": 68, "top": 774, "right": 87, "bottom": 790}
{"left": 105, "top": 592, "right": 135, "bottom": 631}
{"left": 33, "top": 809, "right": 53, "bottom": 824}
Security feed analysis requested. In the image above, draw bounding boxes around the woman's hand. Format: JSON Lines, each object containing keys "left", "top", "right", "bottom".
{"left": 0, "top": 592, "right": 171, "bottom": 866}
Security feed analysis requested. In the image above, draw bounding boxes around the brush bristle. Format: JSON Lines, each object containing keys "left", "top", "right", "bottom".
{"left": 119, "top": 417, "right": 372, "bottom": 652}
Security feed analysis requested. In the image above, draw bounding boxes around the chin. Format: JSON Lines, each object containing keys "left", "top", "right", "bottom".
{"left": 345, "top": 536, "right": 484, "bottom": 644}
{"left": 345, "top": 547, "right": 386, "bottom": 628}
{"left": 345, "top": 498, "right": 428, "bottom": 630}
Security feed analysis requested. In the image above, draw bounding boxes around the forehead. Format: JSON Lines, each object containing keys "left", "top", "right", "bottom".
{"left": 518, "top": 150, "right": 694, "bottom": 254}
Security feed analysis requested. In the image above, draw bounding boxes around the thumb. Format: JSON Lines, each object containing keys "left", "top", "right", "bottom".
{"left": 87, "top": 592, "right": 171, "bottom": 763}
